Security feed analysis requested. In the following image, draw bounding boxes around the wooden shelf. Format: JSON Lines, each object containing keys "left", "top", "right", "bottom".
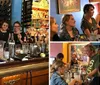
{"left": 32, "top": 7, "right": 48, "bottom": 11}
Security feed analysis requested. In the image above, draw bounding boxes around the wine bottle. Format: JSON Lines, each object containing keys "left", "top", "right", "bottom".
{"left": 8, "top": 32, "right": 15, "bottom": 60}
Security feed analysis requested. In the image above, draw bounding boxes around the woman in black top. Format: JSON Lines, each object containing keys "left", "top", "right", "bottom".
{"left": 50, "top": 16, "right": 60, "bottom": 41}
{"left": 0, "top": 21, "right": 10, "bottom": 42}
{"left": 13, "top": 21, "right": 25, "bottom": 44}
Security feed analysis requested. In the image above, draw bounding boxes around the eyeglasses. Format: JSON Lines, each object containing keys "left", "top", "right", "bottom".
{"left": 14, "top": 26, "right": 20, "bottom": 27}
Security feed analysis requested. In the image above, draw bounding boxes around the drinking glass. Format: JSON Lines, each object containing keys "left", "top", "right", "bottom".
{"left": 15, "top": 44, "right": 22, "bottom": 55}
{"left": 4, "top": 47, "right": 9, "bottom": 59}
{"left": 22, "top": 43, "right": 29, "bottom": 54}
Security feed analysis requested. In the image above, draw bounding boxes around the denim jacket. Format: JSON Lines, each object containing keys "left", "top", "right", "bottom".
{"left": 50, "top": 72, "right": 68, "bottom": 85}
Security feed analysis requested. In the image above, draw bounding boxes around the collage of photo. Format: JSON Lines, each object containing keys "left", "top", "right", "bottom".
{"left": 0, "top": 0, "right": 99, "bottom": 85}
{"left": 50, "top": 0, "right": 100, "bottom": 85}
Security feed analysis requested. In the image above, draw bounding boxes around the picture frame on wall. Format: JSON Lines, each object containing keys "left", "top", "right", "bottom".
{"left": 57, "top": 0, "right": 80, "bottom": 14}
{"left": 69, "top": 43, "right": 90, "bottom": 63}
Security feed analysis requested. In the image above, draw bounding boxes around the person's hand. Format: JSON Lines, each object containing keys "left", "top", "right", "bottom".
{"left": 17, "top": 34, "right": 22, "bottom": 40}
{"left": 94, "top": 30, "right": 98, "bottom": 35}
{"left": 69, "top": 79, "right": 82, "bottom": 85}
{"left": 17, "top": 34, "right": 23, "bottom": 44}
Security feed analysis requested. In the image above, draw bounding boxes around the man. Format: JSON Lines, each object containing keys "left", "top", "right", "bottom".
{"left": 85, "top": 44, "right": 100, "bottom": 78}
{"left": 90, "top": 64, "right": 100, "bottom": 85}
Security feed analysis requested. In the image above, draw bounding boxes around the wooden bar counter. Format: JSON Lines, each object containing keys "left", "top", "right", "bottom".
{"left": 0, "top": 57, "right": 49, "bottom": 85}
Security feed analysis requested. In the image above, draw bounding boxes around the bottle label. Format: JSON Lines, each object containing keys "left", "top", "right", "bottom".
{"left": 9, "top": 42, "right": 15, "bottom": 45}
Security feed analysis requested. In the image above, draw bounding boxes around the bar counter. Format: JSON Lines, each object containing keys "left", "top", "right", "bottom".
{"left": 0, "top": 57, "right": 49, "bottom": 85}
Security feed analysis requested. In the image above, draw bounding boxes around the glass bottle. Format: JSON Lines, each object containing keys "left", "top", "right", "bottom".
{"left": 8, "top": 32, "right": 15, "bottom": 60}
{"left": 41, "top": 39, "right": 46, "bottom": 53}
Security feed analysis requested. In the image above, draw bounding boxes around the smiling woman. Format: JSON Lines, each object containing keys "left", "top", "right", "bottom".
{"left": 13, "top": 21, "right": 26, "bottom": 44}
{"left": 0, "top": 21, "right": 10, "bottom": 42}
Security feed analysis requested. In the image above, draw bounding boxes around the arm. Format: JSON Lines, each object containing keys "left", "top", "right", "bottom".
{"left": 84, "top": 28, "right": 98, "bottom": 37}
{"left": 96, "top": 14, "right": 100, "bottom": 29}
{"left": 87, "top": 68, "right": 98, "bottom": 78}
{"left": 54, "top": 77, "right": 68, "bottom": 85}
{"left": 84, "top": 29, "right": 91, "bottom": 37}
{"left": 17, "top": 34, "right": 23, "bottom": 44}
{"left": 87, "top": 55, "right": 99, "bottom": 77}
{"left": 69, "top": 79, "right": 82, "bottom": 85}
{"left": 96, "top": 14, "right": 100, "bottom": 26}
{"left": 97, "top": 24, "right": 100, "bottom": 29}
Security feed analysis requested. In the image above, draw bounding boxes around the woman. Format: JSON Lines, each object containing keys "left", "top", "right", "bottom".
{"left": 50, "top": 16, "right": 60, "bottom": 41}
{"left": 81, "top": 4, "right": 100, "bottom": 38}
{"left": 70, "top": 53, "right": 78, "bottom": 66}
{"left": 50, "top": 60, "right": 81, "bottom": 85}
{"left": 59, "top": 14, "right": 79, "bottom": 41}
{"left": 96, "top": 13, "right": 100, "bottom": 34}
{"left": 0, "top": 21, "right": 10, "bottom": 42}
{"left": 50, "top": 60, "right": 68, "bottom": 85}
{"left": 13, "top": 21, "right": 25, "bottom": 44}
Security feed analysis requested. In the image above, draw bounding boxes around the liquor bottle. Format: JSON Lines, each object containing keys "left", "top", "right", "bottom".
{"left": 40, "top": 37, "right": 46, "bottom": 57}
{"left": 8, "top": 32, "right": 15, "bottom": 60}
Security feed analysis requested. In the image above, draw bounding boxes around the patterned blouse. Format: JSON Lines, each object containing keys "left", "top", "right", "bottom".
{"left": 59, "top": 27, "right": 79, "bottom": 41}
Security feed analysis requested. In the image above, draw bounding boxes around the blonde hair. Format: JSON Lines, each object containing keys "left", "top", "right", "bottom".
{"left": 51, "top": 60, "right": 64, "bottom": 73}
{"left": 50, "top": 16, "right": 56, "bottom": 41}
{"left": 60, "top": 14, "right": 73, "bottom": 29}
{"left": 62, "top": 14, "right": 72, "bottom": 24}
{"left": 50, "top": 16, "right": 55, "bottom": 27}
